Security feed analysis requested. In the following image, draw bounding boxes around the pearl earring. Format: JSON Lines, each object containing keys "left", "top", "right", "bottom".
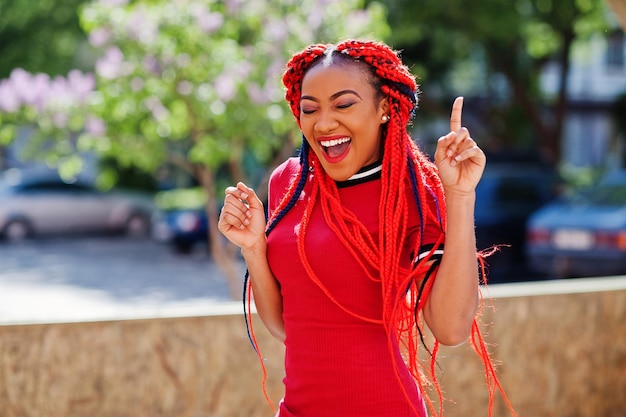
{"left": 381, "top": 115, "right": 389, "bottom": 122}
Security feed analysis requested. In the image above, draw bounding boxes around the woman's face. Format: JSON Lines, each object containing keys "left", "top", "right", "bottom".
{"left": 299, "top": 61, "right": 388, "bottom": 181}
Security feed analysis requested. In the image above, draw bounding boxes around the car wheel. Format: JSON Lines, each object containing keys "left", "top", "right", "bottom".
{"left": 125, "top": 213, "right": 150, "bottom": 238}
{"left": 2, "top": 219, "right": 31, "bottom": 242}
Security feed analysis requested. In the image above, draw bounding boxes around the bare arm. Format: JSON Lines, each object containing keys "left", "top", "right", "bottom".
{"left": 218, "top": 182, "right": 285, "bottom": 342}
{"left": 423, "top": 97, "right": 484, "bottom": 346}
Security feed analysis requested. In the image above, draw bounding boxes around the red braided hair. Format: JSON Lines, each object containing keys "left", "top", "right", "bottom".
{"left": 255, "top": 39, "right": 516, "bottom": 417}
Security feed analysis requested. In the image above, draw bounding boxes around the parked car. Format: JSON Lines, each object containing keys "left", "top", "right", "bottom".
{"left": 0, "top": 168, "right": 154, "bottom": 241}
{"left": 151, "top": 207, "right": 209, "bottom": 253}
{"left": 525, "top": 170, "right": 626, "bottom": 278}
{"left": 474, "top": 164, "right": 558, "bottom": 282}
{"left": 150, "top": 187, "right": 212, "bottom": 253}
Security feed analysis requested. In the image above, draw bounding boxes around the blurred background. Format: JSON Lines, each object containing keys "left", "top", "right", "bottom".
{"left": 1, "top": 0, "right": 626, "bottom": 317}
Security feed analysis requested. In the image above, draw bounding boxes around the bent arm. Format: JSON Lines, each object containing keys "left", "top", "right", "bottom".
{"left": 218, "top": 182, "right": 285, "bottom": 342}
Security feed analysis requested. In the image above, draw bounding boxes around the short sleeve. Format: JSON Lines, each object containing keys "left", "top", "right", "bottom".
{"left": 406, "top": 184, "right": 445, "bottom": 265}
{"left": 267, "top": 157, "right": 301, "bottom": 218}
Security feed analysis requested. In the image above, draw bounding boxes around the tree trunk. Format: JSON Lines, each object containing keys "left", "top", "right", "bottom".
{"left": 196, "top": 164, "right": 243, "bottom": 301}
{"left": 552, "top": 29, "right": 576, "bottom": 162}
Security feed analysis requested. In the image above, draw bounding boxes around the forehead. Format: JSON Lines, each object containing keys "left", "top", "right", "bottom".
{"left": 301, "top": 61, "right": 374, "bottom": 98}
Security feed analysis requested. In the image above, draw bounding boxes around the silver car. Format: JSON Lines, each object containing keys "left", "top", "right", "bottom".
{"left": 0, "top": 168, "right": 155, "bottom": 241}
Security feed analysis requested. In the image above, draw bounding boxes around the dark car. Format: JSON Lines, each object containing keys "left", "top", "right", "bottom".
{"left": 151, "top": 207, "right": 209, "bottom": 253}
{"left": 150, "top": 187, "right": 212, "bottom": 253}
{"left": 526, "top": 170, "right": 626, "bottom": 278}
{"left": 474, "top": 164, "right": 558, "bottom": 282}
{"left": 0, "top": 167, "right": 154, "bottom": 241}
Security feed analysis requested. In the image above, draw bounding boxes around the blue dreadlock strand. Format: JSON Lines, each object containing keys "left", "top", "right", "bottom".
{"left": 265, "top": 138, "right": 310, "bottom": 235}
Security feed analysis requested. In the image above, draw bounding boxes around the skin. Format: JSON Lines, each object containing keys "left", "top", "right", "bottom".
{"left": 218, "top": 60, "right": 485, "bottom": 346}
{"left": 299, "top": 62, "right": 389, "bottom": 181}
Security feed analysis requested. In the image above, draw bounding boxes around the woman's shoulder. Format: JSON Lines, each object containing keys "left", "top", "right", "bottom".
{"left": 270, "top": 157, "right": 302, "bottom": 187}
{"left": 268, "top": 157, "right": 302, "bottom": 210}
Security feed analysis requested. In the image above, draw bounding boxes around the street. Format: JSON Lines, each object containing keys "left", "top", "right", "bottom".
{"left": 0, "top": 236, "right": 242, "bottom": 324}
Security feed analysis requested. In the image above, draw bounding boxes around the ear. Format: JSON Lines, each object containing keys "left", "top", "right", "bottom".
{"left": 378, "top": 97, "right": 390, "bottom": 121}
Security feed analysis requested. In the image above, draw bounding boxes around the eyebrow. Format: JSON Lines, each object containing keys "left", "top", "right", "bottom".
{"left": 300, "top": 89, "right": 363, "bottom": 102}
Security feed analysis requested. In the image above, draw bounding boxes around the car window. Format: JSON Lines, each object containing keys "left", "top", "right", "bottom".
{"left": 19, "top": 181, "right": 93, "bottom": 194}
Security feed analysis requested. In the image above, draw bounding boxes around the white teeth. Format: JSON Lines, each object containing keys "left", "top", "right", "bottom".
{"left": 320, "top": 137, "right": 350, "bottom": 147}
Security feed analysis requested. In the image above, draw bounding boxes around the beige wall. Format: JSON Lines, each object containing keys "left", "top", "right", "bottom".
{"left": 0, "top": 278, "right": 625, "bottom": 417}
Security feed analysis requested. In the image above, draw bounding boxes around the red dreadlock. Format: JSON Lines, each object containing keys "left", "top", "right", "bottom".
{"left": 248, "top": 39, "right": 517, "bottom": 417}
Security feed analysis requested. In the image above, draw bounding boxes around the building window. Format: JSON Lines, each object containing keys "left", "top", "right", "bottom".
{"left": 606, "top": 30, "right": 625, "bottom": 69}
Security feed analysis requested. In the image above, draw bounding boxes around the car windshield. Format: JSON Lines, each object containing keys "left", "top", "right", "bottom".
{"left": 571, "top": 184, "right": 626, "bottom": 206}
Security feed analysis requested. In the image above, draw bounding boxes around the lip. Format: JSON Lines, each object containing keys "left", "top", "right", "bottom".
{"left": 317, "top": 135, "right": 351, "bottom": 164}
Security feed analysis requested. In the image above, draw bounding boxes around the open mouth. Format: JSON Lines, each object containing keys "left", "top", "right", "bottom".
{"left": 320, "top": 136, "right": 351, "bottom": 159}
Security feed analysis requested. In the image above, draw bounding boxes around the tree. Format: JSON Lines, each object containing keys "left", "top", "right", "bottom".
{"left": 0, "top": 0, "right": 91, "bottom": 78}
{"left": 380, "top": 0, "right": 610, "bottom": 164}
{"left": 0, "top": 0, "right": 389, "bottom": 299}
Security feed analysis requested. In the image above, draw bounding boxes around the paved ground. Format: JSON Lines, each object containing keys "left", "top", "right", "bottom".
{"left": 0, "top": 236, "right": 243, "bottom": 324}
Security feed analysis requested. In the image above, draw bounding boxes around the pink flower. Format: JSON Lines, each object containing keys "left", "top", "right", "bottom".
{"left": 96, "top": 47, "right": 125, "bottom": 79}
{"left": 85, "top": 116, "right": 106, "bottom": 136}
{"left": 89, "top": 27, "right": 111, "bottom": 48}
{"left": 0, "top": 79, "right": 20, "bottom": 112}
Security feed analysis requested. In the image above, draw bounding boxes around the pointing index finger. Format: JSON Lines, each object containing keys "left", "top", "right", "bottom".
{"left": 450, "top": 96, "right": 464, "bottom": 132}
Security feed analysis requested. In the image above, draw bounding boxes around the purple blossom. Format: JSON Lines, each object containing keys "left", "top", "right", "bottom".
{"left": 96, "top": 47, "right": 125, "bottom": 79}
{"left": 264, "top": 19, "right": 288, "bottom": 42}
{"left": 225, "top": 0, "right": 242, "bottom": 15}
{"left": 214, "top": 72, "right": 237, "bottom": 102}
{"left": 85, "top": 116, "right": 106, "bottom": 136}
{"left": 177, "top": 81, "right": 193, "bottom": 96}
{"left": 142, "top": 55, "right": 161, "bottom": 75}
{"left": 127, "top": 7, "right": 158, "bottom": 45}
{"left": 9, "top": 68, "right": 41, "bottom": 108}
{"left": 0, "top": 68, "right": 95, "bottom": 115}
{"left": 67, "top": 70, "right": 96, "bottom": 103}
{"left": 89, "top": 27, "right": 111, "bottom": 48}
{"left": 144, "top": 96, "right": 169, "bottom": 121}
{"left": 247, "top": 83, "right": 270, "bottom": 105}
{"left": 193, "top": 7, "right": 224, "bottom": 34}
{"left": 0, "top": 79, "right": 20, "bottom": 112}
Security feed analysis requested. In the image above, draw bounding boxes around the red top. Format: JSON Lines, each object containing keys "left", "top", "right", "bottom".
{"left": 266, "top": 158, "right": 442, "bottom": 417}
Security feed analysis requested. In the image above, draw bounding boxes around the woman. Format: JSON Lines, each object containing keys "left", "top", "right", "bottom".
{"left": 218, "top": 40, "right": 514, "bottom": 417}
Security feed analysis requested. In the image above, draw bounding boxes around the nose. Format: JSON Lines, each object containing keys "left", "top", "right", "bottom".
{"left": 314, "top": 109, "right": 339, "bottom": 133}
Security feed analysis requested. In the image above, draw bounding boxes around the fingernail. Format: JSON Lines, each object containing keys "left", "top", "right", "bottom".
{"left": 241, "top": 192, "right": 249, "bottom": 199}
{"left": 247, "top": 210, "right": 252, "bottom": 217}
{"left": 446, "top": 150, "right": 454, "bottom": 158}
{"left": 244, "top": 219, "right": 250, "bottom": 225}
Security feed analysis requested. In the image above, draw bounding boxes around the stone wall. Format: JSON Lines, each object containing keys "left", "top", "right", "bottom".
{"left": 0, "top": 277, "right": 625, "bottom": 417}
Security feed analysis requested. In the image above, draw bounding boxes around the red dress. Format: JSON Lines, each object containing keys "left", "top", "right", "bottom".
{"left": 266, "top": 158, "right": 441, "bottom": 417}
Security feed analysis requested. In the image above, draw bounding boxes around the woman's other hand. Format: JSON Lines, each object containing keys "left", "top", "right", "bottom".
{"left": 218, "top": 182, "right": 267, "bottom": 251}
{"left": 434, "top": 97, "right": 486, "bottom": 194}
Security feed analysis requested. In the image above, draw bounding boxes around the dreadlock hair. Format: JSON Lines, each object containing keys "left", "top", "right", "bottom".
{"left": 244, "top": 39, "right": 516, "bottom": 417}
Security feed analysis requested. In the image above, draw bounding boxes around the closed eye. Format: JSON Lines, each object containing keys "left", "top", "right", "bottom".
{"left": 337, "top": 102, "right": 354, "bottom": 109}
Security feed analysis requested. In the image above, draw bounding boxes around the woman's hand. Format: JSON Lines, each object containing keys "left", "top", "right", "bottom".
{"left": 218, "top": 182, "right": 267, "bottom": 251}
{"left": 434, "top": 97, "right": 486, "bottom": 194}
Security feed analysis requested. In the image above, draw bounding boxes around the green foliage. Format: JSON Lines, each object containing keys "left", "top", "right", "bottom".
{"left": 0, "top": 0, "right": 91, "bottom": 78}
